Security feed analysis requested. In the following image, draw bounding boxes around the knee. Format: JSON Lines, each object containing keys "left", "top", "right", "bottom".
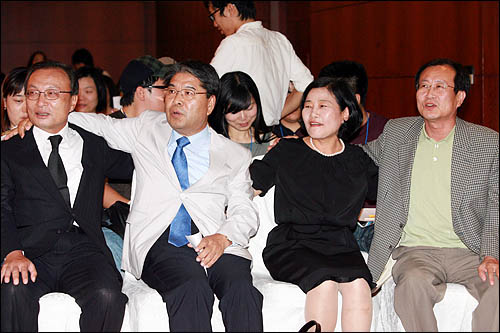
{"left": 89, "top": 287, "right": 127, "bottom": 308}
{"left": 1, "top": 282, "right": 32, "bottom": 302}
{"left": 219, "top": 279, "right": 263, "bottom": 308}
{"left": 395, "top": 266, "right": 435, "bottom": 287}
{"left": 179, "top": 277, "right": 214, "bottom": 301}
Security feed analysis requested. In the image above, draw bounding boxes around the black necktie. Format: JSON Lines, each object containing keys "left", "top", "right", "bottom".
{"left": 48, "top": 135, "right": 71, "bottom": 208}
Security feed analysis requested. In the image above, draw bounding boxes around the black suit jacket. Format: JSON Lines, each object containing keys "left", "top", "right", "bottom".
{"left": 1, "top": 123, "right": 134, "bottom": 272}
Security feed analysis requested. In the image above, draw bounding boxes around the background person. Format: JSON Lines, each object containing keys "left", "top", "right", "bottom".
{"left": 75, "top": 66, "right": 107, "bottom": 114}
{"left": 209, "top": 70, "right": 273, "bottom": 157}
{"left": 2, "top": 67, "right": 28, "bottom": 134}
{"left": 204, "top": 0, "right": 313, "bottom": 127}
{"left": 272, "top": 81, "right": 308, "bottom": 138}
{"left": 27, "top": 50, "right": 48, "bottom": 67}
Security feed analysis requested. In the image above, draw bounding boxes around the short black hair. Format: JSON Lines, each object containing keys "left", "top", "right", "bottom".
{"left": 300, "top": 76, "right": 363, "bottom": 141}
{"left": 25, "top": 61, "right": 79, "bottom": 96}
{"left": 318, "top": 60, "right": 368, "bottom": 107}
{"left": 210, "top": 71, "right": 271, "bottom": 144}
{"left": 71, "top": 48, "right": 94, "bottom": 67}
{"left": 415, "top": 58, "right": 470, "bottom": 95}
{"left": 75, "top": 66, "right": 107, "bottom": 113}
{"left": 203, "top": 1, "right": 256, "bottom": 20}
{"left": 119, "top": 75, "right": 160, "bottom": 107}
{"left": 166, "top": 60, "right": 220, "bottom": 98}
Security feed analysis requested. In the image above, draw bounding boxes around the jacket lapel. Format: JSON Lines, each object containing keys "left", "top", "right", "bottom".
{"left": 450, "top": 118, "right": 471, "bottom": 219}
{"left": 398, "top": 118, "right": 424, "bottom": 216}
{"left": 70, "top": 125, "right": 95, "bottom": 207}
{"left": 21, "top": 130, "right": 70, "bottom": 208}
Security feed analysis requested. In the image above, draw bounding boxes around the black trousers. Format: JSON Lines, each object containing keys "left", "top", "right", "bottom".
{"left": 141, "top": 229, "right": 263, "bottom": 332}
{"left": 1, "top": 227, "right": 127, "bottom": 332}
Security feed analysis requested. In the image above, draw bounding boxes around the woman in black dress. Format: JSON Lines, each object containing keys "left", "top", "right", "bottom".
{"left": 250, "top": 77, "right": 378, "bottom": 331}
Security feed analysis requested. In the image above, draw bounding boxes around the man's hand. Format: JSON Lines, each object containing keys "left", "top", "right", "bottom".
{"left": 1, "top": 250, "right": 37, "bottom": 285}
{"left": 0, "top": 118, "right": 33, "bottom": 141}
{"left": 188, "top": 233, "right": 232, "bottom": 269}
{"left": 478, "top": 256, "right": 499, "bottom": 285}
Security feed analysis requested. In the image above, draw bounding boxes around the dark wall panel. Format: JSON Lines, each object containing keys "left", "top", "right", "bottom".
{"left": 309, "top": 1, "right": 498, "bottom": 131}
{"left": 1, "top": 1, "right": 497, "bottom": 131}
{"left": 1, "top": 1, "right": 155, "bottom": 82}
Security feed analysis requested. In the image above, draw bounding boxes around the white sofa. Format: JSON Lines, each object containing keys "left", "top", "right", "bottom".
{"left": 38, "top": 186, "right": 478, "bottom": 332}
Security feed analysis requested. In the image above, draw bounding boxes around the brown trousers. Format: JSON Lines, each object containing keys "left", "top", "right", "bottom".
{"left": 391, "top": 246, "right": 499, "bottom": 332}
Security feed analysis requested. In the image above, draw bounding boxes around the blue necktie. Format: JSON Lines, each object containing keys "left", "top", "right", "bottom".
{"left": 168, "top": 136, "right": 191, "bottom": 247}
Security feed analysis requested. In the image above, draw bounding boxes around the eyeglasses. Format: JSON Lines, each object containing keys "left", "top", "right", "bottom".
{"left": 417, "top": 81, "right": 455, "bottom": 95}
{"left": 165, "top": 88, "right": 207, "bottom": 100}
{"left": 26, "top": 89, "right": 72, "bottom": 100}
{"left": 208, "top": 8, "right": 220, "bottom": 22}
{"left": 145, "top": 85, "right": 168, "bottom": 90}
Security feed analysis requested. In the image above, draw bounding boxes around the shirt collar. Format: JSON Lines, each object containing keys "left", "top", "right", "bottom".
{"left": 421, "top": 125, "right": 456, "bottom": 144}
{"left": 33, "top": 123, "right": 70, "bottom": 143}
{"left": 169, "top": 125, "right": 211, "bottom": 148}
{"left": 236, "top": 20, "right": 262, "bottom": 33}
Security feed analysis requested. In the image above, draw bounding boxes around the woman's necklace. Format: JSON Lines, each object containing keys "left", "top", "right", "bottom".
{"left": 309, "top": 137, "right": 345, "bottom": 157}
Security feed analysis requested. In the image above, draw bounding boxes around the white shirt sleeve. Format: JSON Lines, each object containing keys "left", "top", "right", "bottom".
{"left": 68, "top": 112, "right": 141, "bottom": 153}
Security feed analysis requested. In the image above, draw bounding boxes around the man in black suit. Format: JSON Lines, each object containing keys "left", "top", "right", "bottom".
{"left": 1, "top": 61, "right": 133, "bottom": 332}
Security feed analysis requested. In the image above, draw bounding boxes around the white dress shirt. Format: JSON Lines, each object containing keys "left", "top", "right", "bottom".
{"left": 210, "top": 21, "right": 314, "bottom": 126}
{"left": 32, "top": 124, "right": 84, "bottom": 209}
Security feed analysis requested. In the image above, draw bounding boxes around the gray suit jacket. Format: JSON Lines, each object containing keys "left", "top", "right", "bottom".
{"left": 363, "top": 116, "right": 499, "bottom": 283}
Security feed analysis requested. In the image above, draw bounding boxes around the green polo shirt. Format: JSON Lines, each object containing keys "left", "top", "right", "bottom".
{"left": 400, "top": 125, "right": 466, "bottom": 248}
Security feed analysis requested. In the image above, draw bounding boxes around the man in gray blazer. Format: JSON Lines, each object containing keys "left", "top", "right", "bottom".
{"left": 363, "top": 58, "right": 498, "bottom": 331}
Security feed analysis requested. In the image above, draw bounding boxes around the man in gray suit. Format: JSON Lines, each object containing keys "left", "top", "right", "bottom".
{"left": 363, "top": 58, "right": 498, "bottom": 331}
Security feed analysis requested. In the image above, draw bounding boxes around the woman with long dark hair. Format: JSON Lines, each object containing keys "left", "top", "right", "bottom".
{"left": 209, "top": 71, "right": 273, "bottom": 157}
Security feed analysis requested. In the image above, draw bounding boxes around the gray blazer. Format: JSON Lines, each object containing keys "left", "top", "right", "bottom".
{"left": 363, "top": 116, "right": 499, "bottom": 283}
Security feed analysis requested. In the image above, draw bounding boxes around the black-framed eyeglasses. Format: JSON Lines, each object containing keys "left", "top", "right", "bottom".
{"left": 145, "top": 85, "right": 168, "bottom": 90}
{"left": 25, "top": 89, "right": 72, "bottom": 100}
{"left": 208, "top": 8, "right": 220, "bottom": 22}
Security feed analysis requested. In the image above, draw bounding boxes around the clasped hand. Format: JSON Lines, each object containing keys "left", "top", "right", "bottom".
{"left": 188, "top": 233, "right": 232, "bottom": 269}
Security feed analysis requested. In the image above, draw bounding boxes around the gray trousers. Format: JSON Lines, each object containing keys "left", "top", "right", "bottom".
{"left": 392, "top": 246, "right": 499, "bottom": 332}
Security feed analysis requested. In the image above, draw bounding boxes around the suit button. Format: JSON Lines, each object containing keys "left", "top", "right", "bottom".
{"left": 389, "top": 245, "right": 393, "bottom": 249}
{"left": 399, "top": 223, "right": 404, "bottom": 228}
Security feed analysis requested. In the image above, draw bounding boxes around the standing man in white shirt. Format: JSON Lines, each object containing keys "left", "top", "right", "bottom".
{"left": 204, "top": 1, "right": 314, "bottom": 127}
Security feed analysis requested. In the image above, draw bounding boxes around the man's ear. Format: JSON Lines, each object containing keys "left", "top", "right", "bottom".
{"left": 355, "top": 93, "right": 361, "bottom": 105}
{"left": 70, "top": 95, "right": 78, "bottom": 111}
{"left": 455, "top": 90, "right": 466, "bottom": 109}
{"left": 135, "top": 87, "right": 146, "bottom": 101}
{"left": 225, "top": 3, "right": 239, "bottom": 17}
{"left": 207, "top": 95, "right": 216, "bottom": 116}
